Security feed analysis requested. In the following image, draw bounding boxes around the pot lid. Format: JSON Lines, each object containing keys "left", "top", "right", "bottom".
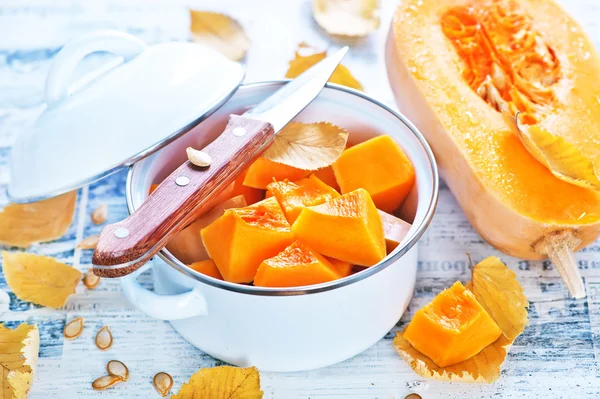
{"left": 8, "top": 30, "right": 244, "bottom": 203}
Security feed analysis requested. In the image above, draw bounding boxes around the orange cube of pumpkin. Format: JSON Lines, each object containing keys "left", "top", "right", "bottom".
{"left": 188, "top": 259, "right": 223, "bottom": 280}
{"left": 326, "top": 257, "right": 352, "bottom": 277}
{"left": 332, "top": 135, "right": 415, "bottom": 213}
{"left": 267, "top": 175, "right": 340, "bottom": 223}
{"left": 403, "top": 281, "right": 503, "bottom": 367}
{"left": 313, "top": 166, "right": 340, "bottom": 191}
{"left": 230, "top": 168, "right": 265, "bottom": 205}
{"left": 201, "top": 197, "right": 294, "bottom": 283}
{"left": 254, "top": 241, "right": 342, "bottom": 287}
{"left": 292, "top": 188, "right": 386, "bottom": 266}
{"left": 243, "top": 158, "right": 310, "bottom": 189}
{"left": 378, "top": 210, "right": 411, "bottom": 253}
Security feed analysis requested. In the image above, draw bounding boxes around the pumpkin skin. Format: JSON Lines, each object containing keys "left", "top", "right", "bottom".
{"left": 386, "top": 0, "right": 600, "bottom": 259}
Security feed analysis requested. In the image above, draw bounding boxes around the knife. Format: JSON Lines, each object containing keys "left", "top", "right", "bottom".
{"left": 92, "top": 46, "right": 349, "bottom": 277}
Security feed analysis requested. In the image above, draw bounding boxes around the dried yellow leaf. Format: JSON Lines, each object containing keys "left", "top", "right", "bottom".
{"left": 0, "top": 192, "right": 76, "bottom": 248}
{"left": 262, "top": 122, "right": 348, "bottom": 170}
{"left": 0, "top": 323, "right": 39, "bottom": 399}
{"left": 394, "top": 256, "right": 528, "bottom": 383}
{"left": 171, "top": 366, "right": 263, "bottom": 399}
{"left": 504, "top": 112, "right": 600, "bottom": 190}
{"left": 190, "top": 10, "right": 250, "bottom": 61}
{"left": 2, "top": 252, "right": 82, "bottom": 309}
{"left": 286, "top": 43, "right": 363, "bottom": 91}
{"left": 313, "top": 0, "right": 380, "bottom": 37}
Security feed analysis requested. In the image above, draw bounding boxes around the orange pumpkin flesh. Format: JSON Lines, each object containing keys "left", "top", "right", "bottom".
{"left": 201, "top": 197, "right": 294, "bottom": 283}
{"left": 387, "top": 0, "right": 600, "bottom": 259}
{"left": 333, "top": 135, "right": 415, "bottom": 213}
{"left": 166, "top": 195, "right": 247, "bottom": 265}
{"left": 230, "top": 168, "right": 265, "bottom": 205}
{"left": 188, "top": 259, "right": 223, "bottom": 280}
{"left": 254, "top": 241, "right": 342, "bottom": 287}
{"left": 326, "top": 257, "right": 353, "bottom": 277}
{"left": 314, "top": 166, "right": 340, "bottom": 191}
{"left": 403, "top": 281, "right": 503, "bottom": 367}
{"left": 267, "top": 175, "right": 340, "bottom": 224}
{"left": 292, "top": 188, "right": 386, "bottom": 266}
{"left": 378, "top": 210, "right": 412, "bottom": 253}
{"left": 243, "top": 158, "right": 311, "bottom": 189}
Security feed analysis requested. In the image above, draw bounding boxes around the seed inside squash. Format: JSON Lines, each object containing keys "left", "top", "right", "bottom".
{"left": 95, "top": 325, "right": 113, "bottom": 350}
{"left": 153, "top": 372, "right": 173, "bottom": 397}
{"left": 441, "top": 0, "right": 560, "bottom": 124}
{"left": 92, "top": 375, "right": 122, "bottom": 391}
{"left": 63, "top": 317, "right": 84, "bottom": 339}
{"left": 106, "top": 360, "right": 129, "bottom": 381}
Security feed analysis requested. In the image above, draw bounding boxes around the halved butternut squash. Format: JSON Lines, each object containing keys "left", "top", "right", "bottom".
{"left": 292, "top": 188, "right": 386, "bottom": 266}
{"left": 201, "top": 197, "right": 294, "bottom": 283}
{"left": 387, "top": 0, "right": 600, "bottom": 297}
{"left": 333, "top": 135, "right": 415, "bottom": 213}
{"left": 243, "top": 158, "right": 311, "bottom": 189}
{"left": 403, "top": 281, "right": 502, "bottom": 367}
{"left": 254, "top": 241, "right": 342, "bottom": 287}
{"left": 267, "top": 175, "right": 340, "bottom": 223}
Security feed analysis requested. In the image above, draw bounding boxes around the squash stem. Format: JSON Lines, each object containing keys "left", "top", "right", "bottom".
{"left": 543, "top": 232, "right": 585, "bottom": 299}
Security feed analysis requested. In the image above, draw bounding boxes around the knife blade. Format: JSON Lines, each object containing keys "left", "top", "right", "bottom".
{"left": 92, "top": 46, "right": 349, "bottom": 277}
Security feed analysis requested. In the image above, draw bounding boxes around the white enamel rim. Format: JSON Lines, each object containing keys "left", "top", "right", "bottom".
{"left": 126, "top": 80, "right": 439, "bottom": 296}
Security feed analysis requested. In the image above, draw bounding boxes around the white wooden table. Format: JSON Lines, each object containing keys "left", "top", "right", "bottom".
{"left": 1, "top": 0, "right": 600, "bottom": 397}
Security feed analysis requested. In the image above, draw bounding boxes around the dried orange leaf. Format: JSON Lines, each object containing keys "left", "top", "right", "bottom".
{"left": 190, "top": 10, "right": 250, "bottom": 61}
{"left": 504, "top": 112, "right": 600, "bottom": 190}
{"left": 106, "top": 360, "right": 129, "bottom": 381}
{"left": 313, "top": 0, "right": 380, "bottom": 37}
{"left": 286, "top": 43, "right": 363, "bottom": 91}
{"left": 83, "top": 270, "right": 100, "bottom": 290}
{"left": 262, "top": 122, "right": 348, "bottom": 170}
{"left": 172, "top": 366, "right": 263, "bottom": 399}
{"left": 91, "top": 375, "right": 122, "bottom": 391}
{"left": 0, "top": 192, "right": 76, "bottom": 248}
{"left": 153, "top": 372, "right": 173, "bottom": 397}
{"left": 91, "top": 204, "right": 108, "bottom": 225}
{"left": 394, "top": 256, "right": 528, "bottom": 383}
{"left": 95, "top": 326, "right": 113, "bottom": 351}
{"left": 63, "top": 317, "right": 84, "bottom": 340}
{"left": 0, "top": 323, "right": 39, "bottom": 399}
{"left": 2, "top": 251, "right": 82, "bottom": 309}
{"left": 77, "top": 235, "right": 99, "bottom": 250}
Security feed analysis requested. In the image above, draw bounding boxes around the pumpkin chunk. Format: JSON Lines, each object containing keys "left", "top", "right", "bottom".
{"left": 267, "top": 175, "right": 340, "bottom": 224}
{"left": 403, "top": 281, "right": 502, "bottom": 368}
{"left": 378, "top": 210, "right": 411, "bottom": 253}
{"left": 243, "top": 158, "right": 310, "bottom": 189}
{"left": 326, "top": 257, "right": 352, "bottom": 277}
{"left": 254, "top": 241, "right": 341, "bottom": 287}
{"left": 314, "top": 166, "right": 340, "bottom": 191}
{"left": 333, "top": 135, "right": 415, "bottom": 213}
{"left": 292, "top": 188, "right": 385, "bottom": 266}
{"left": 230, "top": 168, "right": 265, "bottom": 205}
{"left": 201, "top": 197, "right": 294, "bottom": 283}
{"left": 188, "top": 259, "right": 223, "bottom": 280}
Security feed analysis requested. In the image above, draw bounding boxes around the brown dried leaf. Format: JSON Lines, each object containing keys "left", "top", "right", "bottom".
{"left": 153, "top": 372, "right": 173, "bottom": 397}
{"left": 77, "top": 235, "right": 99, "bottom": 250}
{"left": 171, "top": 366, "right": 263, "bottom": 399}
{"left": 63, "top": 317, "right": 84, "bottom": 340}
{"left": 91, "top": 204, "right": 108, "bottom": 225}
{"left": 313, "top": 0, "right": 380, "bottom": 37}
{"left": 0, "top": 192, "right": 76, "bottom": 248}
{"left": 2, "top": 251, "right": 82, "bottom": 309}
{"left": 504, "top": 111, "right": 600, "bottom": 190}
{"left": 286, "top": 43, "right": 363, "bottom": 91}
{"left": 91, "top": 375, "right": 122, "bottom": 391}
{"left": 190, "top": 10, "right": 250, "bottom": 61}
{"left": 83, "top": 270, "right": 100, "bottom": 290}
{"left": 0, "top": 323, "right": 39, "bottom": 399}
{"left": 95, "top": 326, "right": 113, "bottom": 351}
{"left": 394, "top": 256, "right": 528, "bottom": 383}
{"left": 262, "top": 122, "right": 348, "bottom": 170}
{"left": 106, "top": 360, "right": 129, "bottom": 381}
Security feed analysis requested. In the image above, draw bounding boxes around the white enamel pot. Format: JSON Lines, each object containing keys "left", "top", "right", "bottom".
{"left": 120, "top": 82, "right": 439, "bottom": 372}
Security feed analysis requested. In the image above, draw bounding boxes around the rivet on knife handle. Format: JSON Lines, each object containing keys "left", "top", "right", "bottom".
{"left": 92, "top": 115, "right": 275, "bottom": 278}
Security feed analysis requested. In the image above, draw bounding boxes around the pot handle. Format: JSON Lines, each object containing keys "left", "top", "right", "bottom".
{"left": 120, "top": 262, "right": 208, "bottom": 320}
{"left": 45, "top": 30, "right": 146, "bottom": 108}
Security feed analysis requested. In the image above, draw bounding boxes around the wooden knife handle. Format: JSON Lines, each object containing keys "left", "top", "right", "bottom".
{"left": 92, "top": 115, "right": 275, "bottom": 277}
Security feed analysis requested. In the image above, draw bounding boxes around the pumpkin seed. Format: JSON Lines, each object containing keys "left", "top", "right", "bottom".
{"left": 92, "top": 375, "right": 122, "bottom": 391}
{"left": 153, "top": 372, "right": 173, "bottom": 397}
{"left": 186, "top": 147, "right": 212, "bottom": 167}
{"left": 77, "top": 235, "right": 99, "bottom": 250}
{"left": 106, "top": 360, "right": 129, "bottom": 381}
{"left": 83, "top": 269, "right": 100, "bottom": 290}
{"left": 95, "top": 325, "right": 113, "bottom": 350}
{"left": 63, "top": 317, "right": 84, "bottom": 339}
{"left": 91, "top": 204, "right": 108, "bottom": 224}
